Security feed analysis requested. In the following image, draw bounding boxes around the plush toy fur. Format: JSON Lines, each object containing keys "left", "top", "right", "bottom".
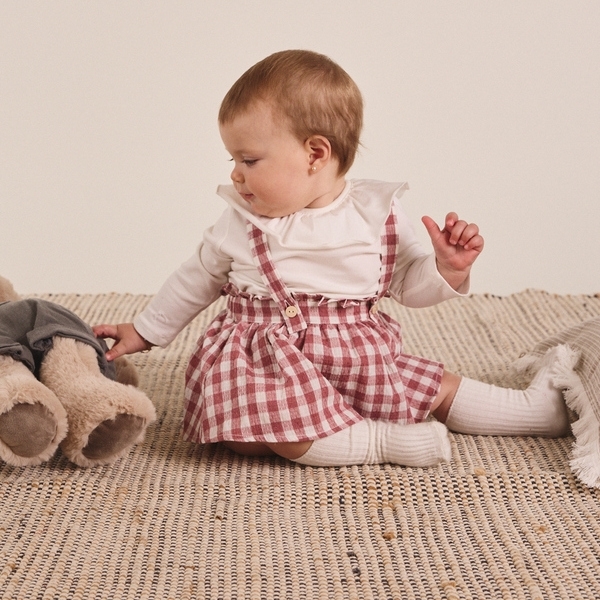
{"left": 0, "top": 276, "right": 156, "bottom": 467}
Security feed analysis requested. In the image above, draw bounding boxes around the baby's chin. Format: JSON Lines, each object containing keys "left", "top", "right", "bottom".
{"left": 248, "top": 202, "right": 295, "bottom": 219}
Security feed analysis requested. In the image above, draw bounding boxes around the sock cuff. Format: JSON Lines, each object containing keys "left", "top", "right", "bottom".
{"left": 445, "top": 376, "right": 470, "bottom": 429}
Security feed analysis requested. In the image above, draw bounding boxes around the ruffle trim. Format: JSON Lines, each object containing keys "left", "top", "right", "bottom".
{"left": 514, "top": 344, "right": 600, "bottom": 489}
{"left": 216, "top": 179, "right": 409, "bottom": 250}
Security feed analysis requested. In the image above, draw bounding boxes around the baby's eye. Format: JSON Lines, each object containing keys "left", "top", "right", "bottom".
{"left": 227, "top": 157, "right": 258, "bottom": 167}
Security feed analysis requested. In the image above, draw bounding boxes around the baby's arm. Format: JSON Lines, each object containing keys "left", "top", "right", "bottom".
{"left": 94, "top": 211, "right": 233, "bottom": 361}
{"left": 94, "top": 248, "right": 227, "bottom": 360}
{"left": 421, "top": 212, "right": 484, "bottom": 291}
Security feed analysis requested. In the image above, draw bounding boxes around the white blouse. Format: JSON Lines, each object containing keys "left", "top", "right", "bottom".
{"left": 134, "top": 179, "right": 469, "bottom": 347}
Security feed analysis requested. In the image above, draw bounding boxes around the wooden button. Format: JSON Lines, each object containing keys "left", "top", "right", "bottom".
{"left": 285, "top": 306, "right": 298, "bottom": 318}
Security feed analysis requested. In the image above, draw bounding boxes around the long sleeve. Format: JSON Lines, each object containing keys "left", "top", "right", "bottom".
{"left": 133, "top": 214, "right": 233, "bottom": 347}
{"left": 388, "top": 202, "right": 470, "bottom": 307}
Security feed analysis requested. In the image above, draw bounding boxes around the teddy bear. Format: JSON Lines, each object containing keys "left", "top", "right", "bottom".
{"left": 0, "top": 275, "right": 156, "bottom": 467}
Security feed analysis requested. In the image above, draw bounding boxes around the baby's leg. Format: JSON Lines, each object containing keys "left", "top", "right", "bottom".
{"left": 222, "top": 440, "right": 313, "bottom": 459}
{"left": 276, "top": 420, "right": 450, "bottom": 467}
{"left": 222, "top": 440, "right": 277, "bottom": 457}
{"left": 435, "top": 347, "right": 570, "bottom": 437}
{"left": 222, "top": 420, "right": 451, "bottom": 467}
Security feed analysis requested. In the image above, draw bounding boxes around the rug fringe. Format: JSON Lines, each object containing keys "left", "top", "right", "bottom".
{"left": 513, "top": 345, "right": 600, "bottom": 489}
{"left": 551, "top": 345, "right": 600, "bottom": 489}
{"left": 512, "top": 352, "right": 543, "bottom": 378}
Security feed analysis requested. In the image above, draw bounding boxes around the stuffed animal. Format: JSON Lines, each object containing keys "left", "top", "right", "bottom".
{"left": 0, "top": 275, "right": 156, "bottom": 467}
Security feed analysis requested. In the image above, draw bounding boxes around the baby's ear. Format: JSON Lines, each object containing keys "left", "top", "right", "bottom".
{"left": 305, "top": 135, "right": 332, "bottom": 167}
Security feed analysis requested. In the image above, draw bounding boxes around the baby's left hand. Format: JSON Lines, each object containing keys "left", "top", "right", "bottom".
{"left": 422, "top": 212, "right": 484, "bottom": 289}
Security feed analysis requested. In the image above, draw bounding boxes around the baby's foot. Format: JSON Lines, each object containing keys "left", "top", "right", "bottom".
{"left": 525, "top": 346, "right": 570, "bottom": 437}
{"left": 373, "top": 420, "right": 452, "bottom": 466}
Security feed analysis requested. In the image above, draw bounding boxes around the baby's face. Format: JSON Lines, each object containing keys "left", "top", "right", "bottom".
{"left": 219, "top": 102, "right": 330, "bottom": 218}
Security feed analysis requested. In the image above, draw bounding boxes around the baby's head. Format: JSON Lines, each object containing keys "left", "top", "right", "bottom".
{"left": 219, "top": 49, "right": 363, "bottom": 176}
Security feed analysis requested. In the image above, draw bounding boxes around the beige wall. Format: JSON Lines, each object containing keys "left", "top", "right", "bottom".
{"left": 2, "top": 1, "right": 599, "bottom": 295}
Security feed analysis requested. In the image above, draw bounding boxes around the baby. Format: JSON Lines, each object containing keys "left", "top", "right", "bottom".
{"left": 95, "top": 50, "right": 569, "bottom": 467}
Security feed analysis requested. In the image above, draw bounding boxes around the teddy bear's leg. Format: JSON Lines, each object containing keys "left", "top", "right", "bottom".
{"left": 39, "top": 336, "right": 156, "bottom": 467}
{"left": 0, "top": 356, "right": 68, "bottom": 466}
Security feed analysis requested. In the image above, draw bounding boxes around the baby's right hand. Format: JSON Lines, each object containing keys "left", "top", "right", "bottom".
{"left": 93, "top": 322, "right": 151, "bottom": 361}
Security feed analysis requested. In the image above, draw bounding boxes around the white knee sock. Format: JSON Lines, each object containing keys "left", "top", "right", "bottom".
{"left": 445, "top": 347, "right": 570, "bottom": 437}
{"left": 293, "top": 419, "right": 451, "bottom": 467}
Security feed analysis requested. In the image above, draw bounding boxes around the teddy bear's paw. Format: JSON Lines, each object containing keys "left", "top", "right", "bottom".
{"left": 0, "top": 404, "right": 59, "bottom": 459}
{"left": 82, "top": 414, "right": 146, "bottom": 461}
{"left": 0, "top": 356, "right": 68, "bottom": 467}
{"left": 113, "top": 356, "right": 140, "bottom": 387}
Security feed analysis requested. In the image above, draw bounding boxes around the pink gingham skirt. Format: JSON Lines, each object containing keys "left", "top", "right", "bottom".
{"left": 183, "top": 293, "right": 443, "bottom": 443}
{"left": 182, "top": 212, "right": 443, "bottom": 444}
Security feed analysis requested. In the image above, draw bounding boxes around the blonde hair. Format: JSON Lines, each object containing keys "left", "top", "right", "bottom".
{"left": 218, "top": 50, "right": 363, "bottom": 176}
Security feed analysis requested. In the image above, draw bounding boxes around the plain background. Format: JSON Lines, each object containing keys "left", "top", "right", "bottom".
{"left": 2, "top": 1, "right": 599, "bottom": 296}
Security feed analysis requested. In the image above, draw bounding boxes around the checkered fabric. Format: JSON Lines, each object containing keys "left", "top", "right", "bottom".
{"left": 182, "top": 211, "right": 443, "bottom": 443}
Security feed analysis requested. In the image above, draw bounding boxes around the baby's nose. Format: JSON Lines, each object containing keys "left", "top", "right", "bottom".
{"left": 230, "top": 165, "right": 244, "bottom": 183}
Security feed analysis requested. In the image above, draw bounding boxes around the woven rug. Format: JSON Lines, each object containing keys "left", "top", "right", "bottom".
{"left": 1, "top": 290, "right": 600, "bottom": 600}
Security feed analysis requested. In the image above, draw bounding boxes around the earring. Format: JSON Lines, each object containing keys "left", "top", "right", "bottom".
{"left": 311, "top": 166, "right": 317, "bottom": 172}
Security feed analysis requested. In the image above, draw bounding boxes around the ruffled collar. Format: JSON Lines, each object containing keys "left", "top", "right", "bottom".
{"left": 216, "top": 179, "right": 409, "bottom": 249}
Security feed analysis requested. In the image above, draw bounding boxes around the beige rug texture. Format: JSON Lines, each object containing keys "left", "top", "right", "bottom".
{"left": 1, "top": 289, "right": 600, "bottom": 600}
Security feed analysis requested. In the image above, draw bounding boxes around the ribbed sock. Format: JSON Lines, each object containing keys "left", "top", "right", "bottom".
{"left": 445, "top": 347, "right": 570, "bottom": 437}
{"left": 293, "top": 419, "right": 451, "bottom": 467}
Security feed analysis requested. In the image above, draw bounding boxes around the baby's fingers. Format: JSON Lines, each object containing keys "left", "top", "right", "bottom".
{"left": 422, "top": 215, "right": 442, "bottom": 240}
{"left": 446, "top": 220, "right": 480, "bottom": 247}
{"left": 106, "top": 340, "right": 133, "bottom": 362}
{"left": 93, "top": 323, "right": 118, "bottom": 340}
{"left": 463, "top": 231, "right": 485, "bottom": 252}
{"left": 443, "top": 212, "right": 459, "bottom": 231}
